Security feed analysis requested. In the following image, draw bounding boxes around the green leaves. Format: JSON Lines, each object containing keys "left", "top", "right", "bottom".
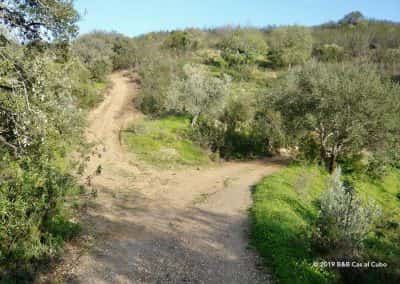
{"left": 0, "top": 2, "right": 84, "bottom": 274}
{"left": 166, "top": 64, "right": 230, "bottom": 124}
{"left": 267, "top": 26, "right": 313, "bottom": 68}
{"left": 274, "top": 61, "right": 400, "bottom": 173}
{"left": 314, "top": 168, "right": 381, "bottom": 256}
{"left": 217, "top": 28, "right": 268, "bottom": 66}
{"left": 0, "top": 0, "right": 79, "bottom": 42}
{"left": 1, "top": 45, "right": 82, "bottom": 155}
{"left": 0, "top": 155, "right": 77, "bottom": 265}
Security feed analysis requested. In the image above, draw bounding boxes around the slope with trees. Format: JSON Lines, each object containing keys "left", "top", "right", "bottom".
{"left": 1, "top": 4, "right": 400, "bottom": 283}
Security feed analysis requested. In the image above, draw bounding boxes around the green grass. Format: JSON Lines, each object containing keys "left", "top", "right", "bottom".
{"left": 76, "top": 80, "right": 108, "bottom": 109}
{"left": 250, "top": 165, "right": 400, "bottom": 284}
{"left": 122, "top": 116, "right": 210, "bottom": 167}
{"left": 355, "top": 172, "right": 400, "bottom": 282}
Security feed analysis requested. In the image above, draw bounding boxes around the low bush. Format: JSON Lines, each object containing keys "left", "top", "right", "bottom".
{"left": 313, "top": 44, "right": 345, "bottom": 62}
{"left": 313, "top": 169, "right": 381, "bottom": 257}
{"left": 0, "top": 155, "right": 82, "bottom": 280}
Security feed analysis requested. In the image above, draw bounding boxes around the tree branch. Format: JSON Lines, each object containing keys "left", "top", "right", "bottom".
{"left": 0, "top": 134, "right": 18, "bottom": 156}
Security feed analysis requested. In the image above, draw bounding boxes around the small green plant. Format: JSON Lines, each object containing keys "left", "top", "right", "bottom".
{"left": 313, "top": 168, "right": 381, "bottom": 257}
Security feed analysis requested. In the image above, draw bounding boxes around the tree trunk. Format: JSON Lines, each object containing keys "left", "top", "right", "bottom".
{"left": 320, "top": 147, "right": 327, "bottom": 168}
{"left": 328, "top": 152, "right": 337, "bottom": 174}
{"left": 191, "top": 114, "right": 199, "bottom": 127}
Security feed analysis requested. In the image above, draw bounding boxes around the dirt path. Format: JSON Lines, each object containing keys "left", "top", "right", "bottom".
{"left": 60, "top": 72, "right": 284, "bottom": 284}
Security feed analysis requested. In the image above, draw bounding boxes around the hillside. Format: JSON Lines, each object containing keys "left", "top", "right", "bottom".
{"left": 1, "top": 3, "right": 400, "bottom": 283}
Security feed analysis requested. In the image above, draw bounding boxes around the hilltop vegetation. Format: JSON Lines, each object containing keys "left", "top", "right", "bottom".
{"left": 1, "top": 2, "right": 400, "bottom": 283}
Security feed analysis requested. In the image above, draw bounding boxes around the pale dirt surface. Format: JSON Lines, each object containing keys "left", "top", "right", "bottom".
{"left": 52, "top": 72, "right": 285, "bottom": 284}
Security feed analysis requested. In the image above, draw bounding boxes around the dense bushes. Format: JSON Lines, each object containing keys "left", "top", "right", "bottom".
{"left": 267, "top": 26, "right": 313, "bottom": 68}
{"left": 163, "top": 30, "right": 204, "bottom": 51}
{"left": 314, "top": 13, "right": 400, "bottom": 65}
{"left": 217, "top": 28, "right": 268, "bottom": 66}
{"left": 73, "top": 32, "right": 115, "bottom": 81}
{"left": 0, "top": 155, "right": 80, "bottom": 273}
{"left": 73, "top": 31, "right": 137, "bottom": 81}
{"left": 0, "top": 44, "right": 86, "bottom": 279}
{"left": 135, "top": 19, "right": 400, "bottom": 164}
{"left": 0, "top": 1, "right": 91, "bottom": 279}
{"left": 136, "top": 51, "right": 182, "bottom": 115}
{"left": 313, "top": 44, "right": 344, "bottom": 62}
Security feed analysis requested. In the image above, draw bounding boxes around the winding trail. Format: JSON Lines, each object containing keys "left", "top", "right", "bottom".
{"left": 61, "top": 72, "right": 284, "bottom": 283}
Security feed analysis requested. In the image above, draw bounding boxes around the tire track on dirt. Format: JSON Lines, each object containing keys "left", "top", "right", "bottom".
{"left": 59, "top": 72, "right": 284, "bottom": 284}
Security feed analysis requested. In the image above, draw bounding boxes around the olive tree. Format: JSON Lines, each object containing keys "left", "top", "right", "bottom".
{"left": 274, "top": 62, "right": 400, "bottom": 173}
{"left": 0, "top": 0, "right": 78, "bottom": 41}
{"left": 166, "top": 64, "right": 230, "bottom": 126}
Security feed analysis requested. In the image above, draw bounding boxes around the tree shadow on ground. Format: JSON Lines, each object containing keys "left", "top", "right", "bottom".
{"left": 43, "top": 185, "right": 270, "bottom": 284}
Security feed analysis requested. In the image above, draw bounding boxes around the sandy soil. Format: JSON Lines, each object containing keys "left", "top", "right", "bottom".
{"left": 55, "top": 72, "right": 284, "bottom": 284}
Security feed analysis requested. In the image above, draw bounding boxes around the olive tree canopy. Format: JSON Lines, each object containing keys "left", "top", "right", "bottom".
{"left": 274, "top": 62, "right": 400, "bottom": 172}
{"left": 0, "top": 0, "right": 78, "bottom": 42}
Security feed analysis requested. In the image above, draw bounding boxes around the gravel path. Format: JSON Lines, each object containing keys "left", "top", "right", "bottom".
{"left": 56, "top": 72, "right": 283, "bottom": 284}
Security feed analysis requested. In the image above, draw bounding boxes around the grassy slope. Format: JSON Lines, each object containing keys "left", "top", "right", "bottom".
{"left": 122, "top": 116, "right": 210, "bottom": 167}
{"left": 250, "top": 165, "right": 400, "bottom": 284}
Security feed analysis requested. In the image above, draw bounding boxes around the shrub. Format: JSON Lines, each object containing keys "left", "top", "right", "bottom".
{"left": 73, "top": 32, "right": 115, "bottom": 80}
{"left": 338, "top": 11, "right": 365, "bottom": 26}
{"left": 313, "top": 44, "right": 344, "bottom": 62}
{"left": 163, "top": 30, "right": 203, "bottom": 51}
{"left": 166, "top": 64, "right": 230, "bottom": 126}
{"left": 73, "top": 31, "right": 135, "bottom": 80}
{"left": 313, "top": 168, "right": 381, "bottom": 258}
{"left": 0, "top": 155, "right": 80, "bottom": 275}
{"left": 112, "top": 37, "right": 137, "bottom": 69}
{"left": 217, "top": 28, "right": 268, "bottom": 67}
{"left": 373, "top": 48, "right": 400, "bottom": 78}
{"left": 200, "top": 49, "right": 227, "bottom": 68}
{"left": 267, "top": 26, "right": 313, "bottom": 68}
{"left": 136, "top": 51, "right": 179, "bottom": 115}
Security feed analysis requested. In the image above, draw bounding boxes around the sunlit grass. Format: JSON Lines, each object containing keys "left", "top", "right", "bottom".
{"left": 250, "top": 165, "right": 400, "bottom": 284}
{"left": 122, "top": 116, "right": 210, "bottom": 167}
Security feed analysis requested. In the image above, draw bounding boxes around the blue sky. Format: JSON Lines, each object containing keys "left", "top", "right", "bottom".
{"left": 74, "top": 0, "right": 400, "bottom": 36}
